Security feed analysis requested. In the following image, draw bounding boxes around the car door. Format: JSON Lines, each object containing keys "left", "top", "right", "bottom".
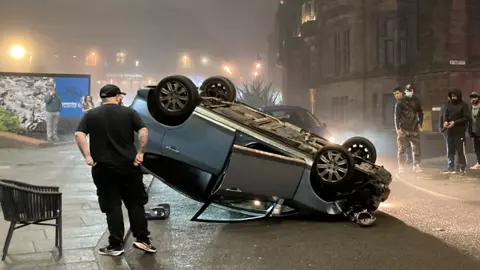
{"left": 161, "top": 113, "right": 236, "bottom": 175}
{"left": 192, "top": 142, "right": 306, "bottom": 222}
{"left": 219, "top": 144, "right": 306, "bottom": 199}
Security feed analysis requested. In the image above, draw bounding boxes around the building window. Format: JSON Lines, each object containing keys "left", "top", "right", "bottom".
{"left": 116, "top": 52, "right": 126, "bottom": 65}
{"left": 383, "top": 19, "right": 395, "bottom": 66}
{"left": 334, "top": 29, "right": 350, "bottom": 75}
{"left": 399, "top": 20, "right": 408, "bottom": 66}
{"left": 379, "top": 18, "right": 409, "bottom": 67}
{"left": 302, "top": 0, "right": 317, "bottom": 24}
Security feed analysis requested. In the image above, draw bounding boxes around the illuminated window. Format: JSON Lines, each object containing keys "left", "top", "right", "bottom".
{"left": 301, "top": 0, "right": 317, "bottom": 24}
{"left": 116, "top": 52, "right": 126, "bottom": 65}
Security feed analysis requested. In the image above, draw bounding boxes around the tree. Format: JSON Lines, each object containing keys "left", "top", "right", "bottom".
{"left": 237, "top": 80, "right": 282, "bottom": 108}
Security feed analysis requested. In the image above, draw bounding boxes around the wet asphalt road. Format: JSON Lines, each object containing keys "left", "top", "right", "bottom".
{"left": 123, "top": 157, "right": 480, "bottom": 270}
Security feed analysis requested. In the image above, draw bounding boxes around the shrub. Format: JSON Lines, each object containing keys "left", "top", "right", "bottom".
{"left": 0, "top": 107, "right": 22, "bottom": 134}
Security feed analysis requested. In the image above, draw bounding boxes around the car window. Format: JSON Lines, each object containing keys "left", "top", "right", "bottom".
{"left": 267, "top": 109, "right": 320, "bottom": 127}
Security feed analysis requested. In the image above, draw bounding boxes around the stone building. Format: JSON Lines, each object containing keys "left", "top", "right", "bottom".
{"left": 268, "top": 0, "right": 480, "bottom": 130}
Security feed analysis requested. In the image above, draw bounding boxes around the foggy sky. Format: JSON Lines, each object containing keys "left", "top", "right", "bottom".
{"left": 0, "top": 0, "right": 278, "bottom": 67}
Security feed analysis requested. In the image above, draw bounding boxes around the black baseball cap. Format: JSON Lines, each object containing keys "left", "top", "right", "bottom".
{"left": 99, "top": 84, "right": 126, "bottom": 98}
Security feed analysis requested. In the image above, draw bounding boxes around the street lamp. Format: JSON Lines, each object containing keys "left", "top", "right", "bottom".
{"left": 224, "top": 65, "right": 232, "bottom": 75}
{"left": 9, "top": 45, "right": 26, "bottom": 59}
{"left": 256, "top": 62, "right": 261, "bottom": 69}
{"left": 201, "top": 57, "right": 209, "bottom": 65}
{"left": 253, "top": 71, "right": 259, "bottom": 77}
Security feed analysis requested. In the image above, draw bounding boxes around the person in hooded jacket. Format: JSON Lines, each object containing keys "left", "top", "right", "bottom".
{"left": 467, "top": 91, "right": 480, "bottom": 169}
{"left": 441, "top": 88, "right": 471, "bottom": 174}
{"left": 394, "top": 84, "right": 424, "bottom": 173}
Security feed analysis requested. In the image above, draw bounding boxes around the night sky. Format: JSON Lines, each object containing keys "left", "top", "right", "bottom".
{"left": 0, "top": 0, "right": 278, "bottom": 70}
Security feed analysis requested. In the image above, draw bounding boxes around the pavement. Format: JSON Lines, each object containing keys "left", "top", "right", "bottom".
{"left": 0, "top": 144, "right": 152, "bottom": 269}
{"left": 2, "top": 142, "right": 480, "bottom": 269}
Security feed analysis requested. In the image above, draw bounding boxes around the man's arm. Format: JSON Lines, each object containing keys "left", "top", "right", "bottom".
{"left": 417, "top": 98, "right": 424, "bottom": 127}
{"left": 131, "top": 110, "right": 148, "bottom": 153}
{"left": 394, "top": 101, "right": 402, "bottom": 132}
{"left": 44, "top": 94, "right": 52, "bottom": 104}
{"left": 439, "top": 104, "right": 446, "bottom": 132}
{"left": 75, "top": 131, "right": 89, "bottom": 158}
{"left": 74, "top": 115, "right": 89, "bottom": 158}
{"left": 454, "top": 103, "right": 471, "bottom": 125}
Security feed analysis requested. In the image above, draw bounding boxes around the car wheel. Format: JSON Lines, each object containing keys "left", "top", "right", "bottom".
{"left": 312, "top": 145, "right": 355, "bottom": 188}
{"left": 199, "top": 76, "right": 237, "bottom": 102}
{"left": 147, "top": 75, "right": 199, "bottom": 126}
{"left": 342, "top": 137, "right": 377, "bottom": 163}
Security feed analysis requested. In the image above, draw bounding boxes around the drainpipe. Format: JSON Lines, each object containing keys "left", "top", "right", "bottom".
{"left": 362, "top": 0, "right": 368, "bottom": 122}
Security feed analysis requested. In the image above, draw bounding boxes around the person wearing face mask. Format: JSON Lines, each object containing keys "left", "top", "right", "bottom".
{"left": 394, "top": 84, "right": 424, "bottom": 173}
{"left": 441, "top": 88, "right": 471, "bottom": 175}
{"left": 468, "top": 91, "right": 480, "bottom": 169}
{"left": 74, "top": 84, "right": 156, "bottom": 256}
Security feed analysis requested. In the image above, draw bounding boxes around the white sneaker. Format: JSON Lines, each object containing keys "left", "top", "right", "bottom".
{"left": 470, "top": 163, "right": 480, "bottom": 170}
{"left": 413, "top": 164, "right": 423, "bottom": 173}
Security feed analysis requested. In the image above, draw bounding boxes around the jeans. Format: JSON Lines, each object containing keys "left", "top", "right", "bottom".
{"left": 45, "top": 111, "right": 59, "bottom": 140}
{"left": 446, "top": 132, "right": 467, "bottom": 170}
{"left": 91, "top": 164, "right": 149, "bottom": 247}
{"left": 472, "top": 133, "right": 480, "bottom": 164}
{"left": 397, "top": 130, "right": 421, "bottom": 166}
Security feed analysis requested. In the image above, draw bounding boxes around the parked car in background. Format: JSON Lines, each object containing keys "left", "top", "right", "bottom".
{"left": 259, "top": 105, "right": 335, "bottom": 143}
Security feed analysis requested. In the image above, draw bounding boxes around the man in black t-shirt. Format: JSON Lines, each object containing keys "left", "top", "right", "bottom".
{"left": 74, "top": 84, "right": 156, "bottom": 256}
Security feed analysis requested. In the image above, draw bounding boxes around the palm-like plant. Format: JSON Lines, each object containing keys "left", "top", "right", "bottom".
{"left": 237, "top": 80, "right": 282, "bottom": 108}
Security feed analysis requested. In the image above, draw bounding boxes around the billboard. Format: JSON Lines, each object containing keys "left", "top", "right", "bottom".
{"left": 0, "top": 72, "right": 90, "bottom": 132}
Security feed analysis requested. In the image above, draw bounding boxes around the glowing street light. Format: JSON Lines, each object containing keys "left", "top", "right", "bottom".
{"left": 253, "top": 71, "right": 259, "bottom": 77}
{"left": 224, "top": 65, "right": 232, "bottom": 75}
{"left": 201, "top": 57, "right": 209, "bottom": 65}
{"left": 255, "top": 62, "right": 261, "bottom": 69}
{"left": 9, "top": 45, "right": 26, "bottom": 59}
{"left": 135, "top": 60, "right": 139, "bottom": 67}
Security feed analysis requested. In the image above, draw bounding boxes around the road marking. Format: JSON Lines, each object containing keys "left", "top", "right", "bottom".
{"left": 395, "top": 176, "right": 463, "bottom": 201}
{"left": 0, "top": 165, "right": 10, "bottom": 170}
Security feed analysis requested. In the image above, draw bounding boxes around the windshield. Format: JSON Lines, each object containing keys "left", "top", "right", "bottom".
{"left": 265, "top": 109, "right": 321, "bottom": 129}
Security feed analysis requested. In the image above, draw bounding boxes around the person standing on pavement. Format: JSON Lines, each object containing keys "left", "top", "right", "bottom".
{"left": 392, "top": 87, "right": 413, "bottom": 163}
{"left": 468, "top": 91, "right": 480, "bottom": 169}
{"left": 44, "top": 87, "right": 62, "bottom": 141}
{"left": 82, "top": 95, "right": 95, "bottom": 114}
{"left": 393, "top": 84, "right": 424, "bottom": 173}
{"left": 74, "top": 84, "right": 156, "bottom": 256}
{"left": 441, "top": 88, "right": 471, "bottom": 174}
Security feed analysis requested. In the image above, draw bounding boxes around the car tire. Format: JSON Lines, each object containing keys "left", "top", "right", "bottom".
{"left": 311, "top": 145, "right": 355, "bottom": 189}
{"left": 147, "top": 75, "right": 199, "bottom": 126}
{"left": 342, "top": 136, "right": 377, "bottom": 164}
{"left": 199, "top": 76, "right": 237, "bottom": 102}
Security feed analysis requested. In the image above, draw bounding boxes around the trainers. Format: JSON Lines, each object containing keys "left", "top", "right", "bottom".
{"left": 412, "top": 164, "right": 423, "bottom": 173}
{"left": 441, "top": 168, "right": 455, "bottom": 174}
{"left": 133, "top": 239, "right": 156, "bottom": 253}
{"left": 470, "top": 163, "right": 480, "bottom": 170}
{"left": 454, "top": 168, "right": 467, "bottom": 176}
{"left": 98, "top": 245, "right": 124, "bottom": 256}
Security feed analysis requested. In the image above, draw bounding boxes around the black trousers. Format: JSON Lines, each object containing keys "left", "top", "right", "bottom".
{"left": 445, "top": 132, "right": 467, "bottom": 170}
{"left": 472, "top": 133, "right": 480, "bottom": 164}
{"left": 91, "top": 164, "right": 149, "bottom": 247}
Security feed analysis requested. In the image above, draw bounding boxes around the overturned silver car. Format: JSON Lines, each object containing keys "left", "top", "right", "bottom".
{"left": 131, "top": 75, "right": 392, "bottom": 227}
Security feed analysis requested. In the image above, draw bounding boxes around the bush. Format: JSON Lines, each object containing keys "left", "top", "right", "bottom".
{"left": 0, "top": 107, "right": 22, "bottom": 134}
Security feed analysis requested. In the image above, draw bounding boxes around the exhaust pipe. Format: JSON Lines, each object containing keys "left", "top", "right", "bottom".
{"left": 353, "top": 211, "right": 376, "bottom": 227}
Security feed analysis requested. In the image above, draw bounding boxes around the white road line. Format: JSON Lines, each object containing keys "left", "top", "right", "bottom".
{"left": 394, "top": 176, "right": 463, "bottom": 201}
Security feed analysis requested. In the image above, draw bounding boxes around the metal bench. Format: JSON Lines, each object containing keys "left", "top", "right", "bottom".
{"left": 0, "top": 179, "right": 62, "bottom": 260}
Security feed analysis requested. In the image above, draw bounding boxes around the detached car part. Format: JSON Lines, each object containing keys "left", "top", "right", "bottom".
{"left": 132, "top": 75, "right": 392, "bottom": 227}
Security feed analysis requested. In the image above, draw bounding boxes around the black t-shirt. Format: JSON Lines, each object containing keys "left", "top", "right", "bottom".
{"left": 76, "top": 104, "right": 146, "bottom": 170}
